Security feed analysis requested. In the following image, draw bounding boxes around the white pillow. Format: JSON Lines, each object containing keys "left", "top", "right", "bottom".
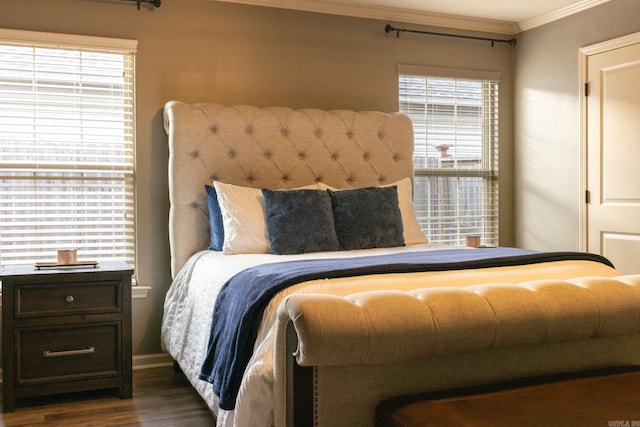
{"left": 214, "top": 181, "right": 318, "bottom": 254}
{"left": 318, "top": 178, "right": 428, "bottom": 245}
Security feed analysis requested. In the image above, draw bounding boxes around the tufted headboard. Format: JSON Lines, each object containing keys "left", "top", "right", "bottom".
{"left": 163, "top": 101, "right": 414, "bottom": 277}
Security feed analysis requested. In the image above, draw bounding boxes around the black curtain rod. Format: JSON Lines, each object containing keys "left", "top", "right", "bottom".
{"left": 385, "top": 24, "right": 516, "bottom": 47}
{"left": 113, "top": 0, "right": 161, "bottom": 9}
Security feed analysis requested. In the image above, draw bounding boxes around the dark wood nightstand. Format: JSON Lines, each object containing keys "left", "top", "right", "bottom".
{"left": 0, "top": 261, "right": 133, "bottom": 412}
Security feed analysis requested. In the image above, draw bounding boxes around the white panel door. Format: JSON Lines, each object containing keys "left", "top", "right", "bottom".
{"left": 586, "top": 41, "right": 640, "bottom": 274}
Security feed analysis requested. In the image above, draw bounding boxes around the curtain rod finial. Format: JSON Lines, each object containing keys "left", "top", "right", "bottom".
{"left": 131, "top": 0, "right": 161, "bottom": 9}
{"left": 384, "top": 24, "right": 400, "bottom": 38}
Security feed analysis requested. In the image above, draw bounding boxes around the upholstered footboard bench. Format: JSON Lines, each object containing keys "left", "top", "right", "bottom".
{"left": 375, "top": 367, "right": 640, "bottom": 427}
{"left": 274, "top": 275, "right": 640, "bottom": 427}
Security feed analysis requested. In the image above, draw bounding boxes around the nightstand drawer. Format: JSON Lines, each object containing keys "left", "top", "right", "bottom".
{"left": 15, "top": 280, "right": 121, "bottom": 318}
{"left": 15, "top": 324, "right": 120, "bottom": 385}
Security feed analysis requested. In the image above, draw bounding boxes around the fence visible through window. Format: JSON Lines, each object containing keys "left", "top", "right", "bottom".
{"left": 399, "top": 70, "right": 499, "bottom": 246}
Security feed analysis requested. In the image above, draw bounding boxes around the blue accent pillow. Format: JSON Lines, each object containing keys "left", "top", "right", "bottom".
{"left": 261, "top": 189, "right": 341, "bottom": 255}
{"left": 205, "top": 184, "right": 224, "bottom": 251}
{"left": 328, "top": 186, "right": 405, "bottom": 250}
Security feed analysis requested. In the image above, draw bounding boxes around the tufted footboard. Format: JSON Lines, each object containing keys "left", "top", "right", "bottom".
{"left": 273, "top": 275, "right": 640, "bottom": 427}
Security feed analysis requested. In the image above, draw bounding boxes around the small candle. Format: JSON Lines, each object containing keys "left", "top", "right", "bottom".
{"left": 57, "top": 249, "right": 78, "bottom": 265}
{"left": 466, "top": 235, "right": 481, "bottom": 248}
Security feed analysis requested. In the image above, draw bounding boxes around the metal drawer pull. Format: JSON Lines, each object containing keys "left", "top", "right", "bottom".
{"left": 66, "top": 295, "right": 74, "bottom": 303}
{"left": 43, "top": 346, "right": 95, "bottom": 358}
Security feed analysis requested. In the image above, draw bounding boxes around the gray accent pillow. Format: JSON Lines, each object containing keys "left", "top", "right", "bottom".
{"left": 262, "top": 189, "right": 341, "bottom": 255}
{"left": 328, "top": 186, "right": 405, "bottom": 250}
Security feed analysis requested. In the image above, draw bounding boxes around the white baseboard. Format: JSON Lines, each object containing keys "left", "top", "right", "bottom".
{"left": 132, "top": 352, "right": 173, "bottom": 370}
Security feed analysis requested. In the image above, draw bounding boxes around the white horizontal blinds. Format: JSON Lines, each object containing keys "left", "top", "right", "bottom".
{"left": 0, "top": 30, "right": 136, "bottom": 267}
{"left": 399, "top": 66, "right": 499, "bottom": 246}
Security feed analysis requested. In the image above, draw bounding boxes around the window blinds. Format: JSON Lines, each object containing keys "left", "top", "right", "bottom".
{"left": 0, "top": 30, "right": 137, "bottom": 267}
{"left": 399, "top": 67, "right": 500, "bottom": 246}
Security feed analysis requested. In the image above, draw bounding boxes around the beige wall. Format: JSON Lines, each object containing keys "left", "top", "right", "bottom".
{"left": 0, "top": 0, "right": 515, "bottom": 357}
{"left": 514, "top": 0, "right": 640, "bottom": 251}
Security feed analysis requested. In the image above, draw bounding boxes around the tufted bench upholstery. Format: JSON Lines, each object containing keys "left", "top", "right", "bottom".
{"left": 279, "top": 275, "right": 640, "bottom": 367}
{"left": 272, "top": 274, "right": 640, "bottom": 426}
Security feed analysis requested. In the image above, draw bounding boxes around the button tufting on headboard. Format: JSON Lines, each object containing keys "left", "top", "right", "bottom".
{"left": 164, "top": 101, "right": 414, "bottom": 277}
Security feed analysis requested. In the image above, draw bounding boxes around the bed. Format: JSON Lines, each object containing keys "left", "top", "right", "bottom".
{"left": 161, "top": 101, "right": 640, "bottom": 427}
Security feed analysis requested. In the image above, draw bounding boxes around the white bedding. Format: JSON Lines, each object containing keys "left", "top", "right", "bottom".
{"left": 161, "top": 244, "right": 463, "bottom": 426}
{"left": 160, "top": 244, "right": 622, "bottom": 427}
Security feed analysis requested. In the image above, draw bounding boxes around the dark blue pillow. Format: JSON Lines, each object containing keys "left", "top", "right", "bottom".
{"left": 328, "top": 186, "right": 405, "bottom": 250}
{"left": 261, "top": 189, "right": 341, "bottom": 255}
{"left": 205, "top": 184, "right": 224, "bottom": 251}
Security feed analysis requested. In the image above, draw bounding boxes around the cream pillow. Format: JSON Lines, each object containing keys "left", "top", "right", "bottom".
{"left": 318, "top": 178, "right": 428, "bottom": 245}
{"left": 214, "top": 181, "right": 318, "bottom": 254}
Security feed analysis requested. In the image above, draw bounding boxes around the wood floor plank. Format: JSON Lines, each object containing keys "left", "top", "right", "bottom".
{"left": 0, "top": 366, "right": 216, "bottom": 426}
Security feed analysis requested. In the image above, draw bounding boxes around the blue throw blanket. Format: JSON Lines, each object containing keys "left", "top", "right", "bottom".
{"left": 198, "top": 247, "right": 613, "bottom": 410}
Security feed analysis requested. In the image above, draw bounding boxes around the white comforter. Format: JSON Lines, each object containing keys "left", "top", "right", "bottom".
{"left": 160, "top": 244, "right": 618, "bottom": 427}
{"left": 161, "top": 244, "right": 462, "bottom": 426}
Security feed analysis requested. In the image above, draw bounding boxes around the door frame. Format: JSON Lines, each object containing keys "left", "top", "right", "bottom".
{"left": 578, "top": 31, "right": 640, "bottom": 252}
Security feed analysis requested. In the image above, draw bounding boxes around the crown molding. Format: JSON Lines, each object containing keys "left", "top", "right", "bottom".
{"left": 211, "top": 0, "right": 612, "bottom": 35}
{"left": 517, "top": 0, "right": 612, "bottom": 32}
{"left": 211, "top": 0, "right": 519, "bottom": 35}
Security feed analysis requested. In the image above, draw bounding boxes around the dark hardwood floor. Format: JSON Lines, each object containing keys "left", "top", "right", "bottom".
{"left": 0, "top": 366, "right": 216, "bottom": 426}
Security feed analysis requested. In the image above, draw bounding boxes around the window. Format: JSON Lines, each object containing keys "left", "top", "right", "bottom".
{"left": 0, "top": 29, "right": 137, "bottom": 268}
{"left": 398, "top": 65, "right": 500, "bottom": 246}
